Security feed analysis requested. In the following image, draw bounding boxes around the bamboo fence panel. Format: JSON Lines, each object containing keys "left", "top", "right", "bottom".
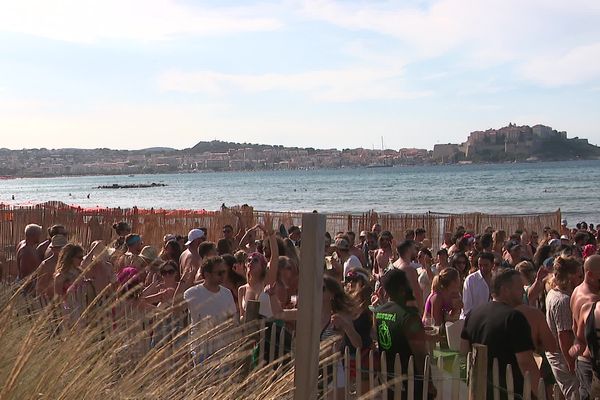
{"left": 0, "top": 202, "right": 561, "bottom": 261}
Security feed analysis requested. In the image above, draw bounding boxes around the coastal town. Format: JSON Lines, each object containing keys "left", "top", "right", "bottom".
{"left": 1, "top": 123, "right": 598, "bottom": 177}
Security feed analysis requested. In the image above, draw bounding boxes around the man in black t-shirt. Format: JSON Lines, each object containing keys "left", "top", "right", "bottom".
{"left": 374, "top": 268, "right": 436, "bottom": 400}
{"left": 461, "top": 268, "right": 540, "bottom": 400}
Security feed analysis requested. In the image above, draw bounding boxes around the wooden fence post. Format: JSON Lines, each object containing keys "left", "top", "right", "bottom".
{"left": 293, "top": 213, "right": 326, "bottom": 400}
{"left": 468, "top": 344, "right": 487, "bottom": 400}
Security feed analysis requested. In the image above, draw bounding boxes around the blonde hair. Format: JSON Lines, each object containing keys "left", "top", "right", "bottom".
{"left": 492, "top": 230, "right": 506, "bottom": 252}
{"left": 432, "top": 267, "right": 459, "bottom": 293}
{"left": 515, "top": 261, "right": 536, "bottom": 285}
{"left": 55, "top": 243, "right": 84, "bottom": 275}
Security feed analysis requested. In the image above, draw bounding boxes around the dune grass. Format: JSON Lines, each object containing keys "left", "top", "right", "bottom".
{"left": 0, "top": 284, "right": 300, "bottom": 400}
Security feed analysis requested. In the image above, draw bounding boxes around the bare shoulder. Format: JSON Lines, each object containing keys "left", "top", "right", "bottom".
{"left": 400, "top": 264, "right": 418, "bottom": 276}
{"left": 515, "top": 304, "right": 544, "bottom": 322}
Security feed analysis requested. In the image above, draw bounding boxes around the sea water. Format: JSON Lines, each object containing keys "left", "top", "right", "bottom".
{"left": 1, "top": 160, "right": 599, "bottom": 225}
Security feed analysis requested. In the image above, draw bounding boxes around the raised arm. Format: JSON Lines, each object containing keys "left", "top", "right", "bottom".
{"left": 261, "top": 216, "right": 279, "bottom": 286}
{"left": 239, "top": 224, "right": 260, "bottom": 248}
{"left": 172, "top": 266, "right": 194, "bottom": 312}
{"left": 526, "top": 267, "right": 548, "bottom": 305}
{"left": 233, "top": 210, "right": 246, "bottom": 245}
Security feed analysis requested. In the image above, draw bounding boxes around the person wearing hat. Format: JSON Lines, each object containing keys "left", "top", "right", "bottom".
{"left": 179, "top": 228, "right": 206, "bottom": 280}
{"left": 35, "top": 234, "right": 68, "bottom": 299}
{"left": 116, "top": 234, "right": 144, "bottom": 270}
{"left": 36, "top": 224, "right": 68, "bottom": 262}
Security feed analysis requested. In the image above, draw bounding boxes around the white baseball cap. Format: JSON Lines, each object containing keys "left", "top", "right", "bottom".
{"left": 185, "top": 229, "right": 205, "bottom": 245}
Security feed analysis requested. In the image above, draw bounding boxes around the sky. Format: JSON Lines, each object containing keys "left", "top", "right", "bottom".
{"left": 1, "top": 0, "right": 600, "bottom": 151}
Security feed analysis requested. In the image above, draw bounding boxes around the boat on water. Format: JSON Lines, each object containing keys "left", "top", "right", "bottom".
{"left": 366, "top": 162, "right": 393, "bottom": 168}
{"left": 98, "top": 183, "right": 167, "bottom": 189}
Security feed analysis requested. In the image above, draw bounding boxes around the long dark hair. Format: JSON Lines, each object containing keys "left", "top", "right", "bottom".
{"left": 324, "top": 275, "right": 356, "bottom": 314}
{"left": 222, "top": 254, "right": 247, "bottom": 287}
{"left": 449, "top": 252, "right": 470, "bottom": 280}
{"left": 533, "top": 245, "right": 553, "bottom": 269}
{"left": 160, "top": 240, "right": 182, "bottom": 264}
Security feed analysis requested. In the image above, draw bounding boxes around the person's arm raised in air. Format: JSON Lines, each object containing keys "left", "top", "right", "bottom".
{"left": 526, "top": 267, "right": 548, "bottom": 306}
{"left": 261, "top": 215, "right": 279, "bottom": 287}
{"left": 239, "top": 224, "right": 260, "bottom": 249}
{"left": 172, "top": 265, "right": 195, "bottom": 312}
{"left": 233, "top": 210, "right": 246, "bottom": 247}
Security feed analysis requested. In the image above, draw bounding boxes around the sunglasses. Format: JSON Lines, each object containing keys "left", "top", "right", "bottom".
{"left": 223, "top": 229, "right": 233, "bottom": 234}
{"left": 161, "top": 269, "right": 176, "bottom": 276}
{"left": 213, "top": 270, "right": 226, "bottom": 277}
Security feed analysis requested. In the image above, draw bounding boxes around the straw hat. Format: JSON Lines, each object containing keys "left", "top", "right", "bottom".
{"left": 139, "top": 246, "right": 159, "bottom": 263}
{"left": 49, "top": 234, "right": 68, "bottom": 248}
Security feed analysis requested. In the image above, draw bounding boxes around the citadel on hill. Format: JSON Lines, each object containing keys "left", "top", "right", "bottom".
{"left": 0, "top": 123, "right": 599, "bottom": 177}
{"left": 433, "top": 123, "right": 598, "bottom": 163}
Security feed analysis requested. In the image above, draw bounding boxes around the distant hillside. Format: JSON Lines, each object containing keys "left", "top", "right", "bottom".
{"left": 187, "top": 140, "right": 285, "bottom": 153}
{"left": 533, "top": 137, "right": 600, "bottom": 160}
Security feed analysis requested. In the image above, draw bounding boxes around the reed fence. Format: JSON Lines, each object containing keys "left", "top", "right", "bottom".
{"left": 0, "top": 202, "right": 561, "bottom": 261}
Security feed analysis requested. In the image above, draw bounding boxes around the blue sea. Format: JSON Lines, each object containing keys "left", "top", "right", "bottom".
{"left": 1, "top": 160, "right": 599, "bottom": 225}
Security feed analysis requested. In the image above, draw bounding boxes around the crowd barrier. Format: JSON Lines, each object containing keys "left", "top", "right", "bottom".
{"left": 0, "top": 201, "right": 561, "bottom": 259}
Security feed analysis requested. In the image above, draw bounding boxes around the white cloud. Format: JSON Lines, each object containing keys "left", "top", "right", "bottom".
{"left": 519, "top": 43, "right": 600, "bottom": 87}
{"left": 157, "top": 67, "right": 431, "bottom": 102}
{"left": 0, "top": 0, "right": 282, "bottom": 43}
{"left": 298, "top": 0, "right": 600, "bottom": 85}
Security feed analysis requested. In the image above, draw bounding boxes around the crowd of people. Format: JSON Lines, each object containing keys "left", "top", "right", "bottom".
{"left": 6, "top": 215, "right": 600, "bottom": 399}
